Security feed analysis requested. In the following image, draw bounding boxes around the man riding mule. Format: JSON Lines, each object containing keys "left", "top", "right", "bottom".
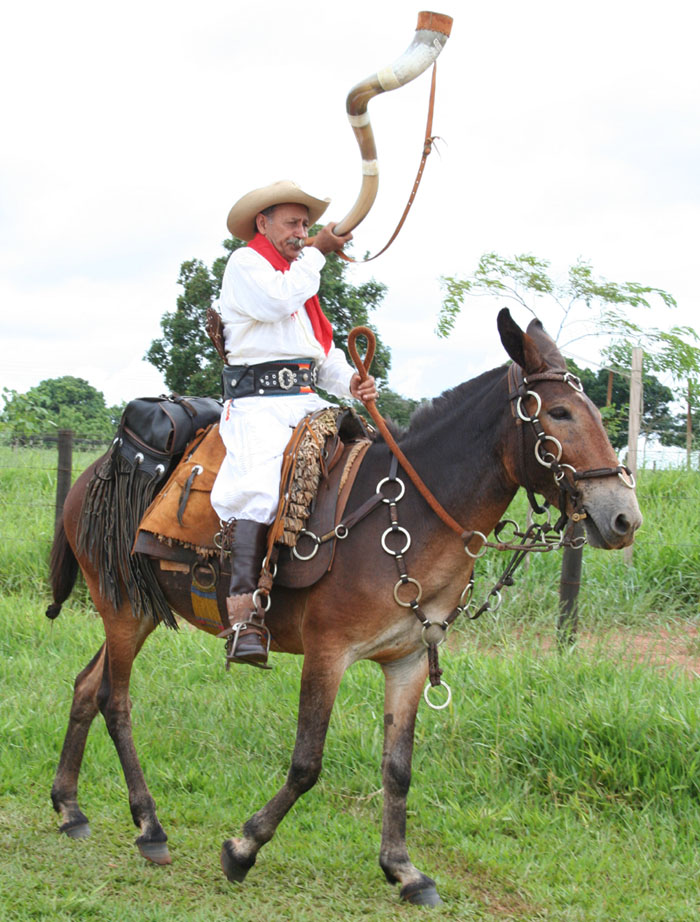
{"left": 211, "top": 180, "right": 377, "bottom": 668}
{"left": 47, "top": 308, "right": 642, "bottom": 904}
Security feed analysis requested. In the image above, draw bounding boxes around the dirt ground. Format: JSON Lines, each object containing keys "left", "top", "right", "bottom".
{"left": 529, "top": 623, "right": 700, "bottom": 676}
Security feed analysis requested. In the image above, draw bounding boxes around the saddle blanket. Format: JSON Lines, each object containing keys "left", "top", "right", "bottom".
{"left": 133, "top": 409, "right": 372, "bottom": 588}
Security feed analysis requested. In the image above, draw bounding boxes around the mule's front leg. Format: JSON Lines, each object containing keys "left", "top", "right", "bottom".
{"left": 380, "top": 650, "right": 442, "bottom": 906}
{"left": 221, "top": 655, "right": 346, "bottom": 883}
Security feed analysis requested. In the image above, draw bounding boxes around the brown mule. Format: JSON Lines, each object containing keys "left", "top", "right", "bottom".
{"left": 47, "top": 310, "right": 641, "bottom": 905}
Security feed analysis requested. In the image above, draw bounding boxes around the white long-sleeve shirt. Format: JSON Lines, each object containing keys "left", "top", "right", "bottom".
{"left": 216, "top": 245, "right": 354, "bottom": 398}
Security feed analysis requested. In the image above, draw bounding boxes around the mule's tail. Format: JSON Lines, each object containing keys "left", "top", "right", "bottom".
{"left": 46, "top": 515, "right": 79, "bottom": 620}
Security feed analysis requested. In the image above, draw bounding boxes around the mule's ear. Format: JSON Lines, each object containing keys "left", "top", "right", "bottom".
{"left": 497, "top": 308, "right": 544, "bottom": 372}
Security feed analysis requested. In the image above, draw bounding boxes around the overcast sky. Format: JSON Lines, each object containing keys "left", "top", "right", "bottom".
{"left": 2, "top": 0, "right": 698, "bottom": 408}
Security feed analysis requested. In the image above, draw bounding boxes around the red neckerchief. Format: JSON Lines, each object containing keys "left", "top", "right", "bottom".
{"left": 247, "top": 233, "right": 333, "bottom": 355}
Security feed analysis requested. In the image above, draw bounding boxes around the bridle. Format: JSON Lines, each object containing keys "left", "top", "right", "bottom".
{"left": 506, "top": 363, "right": 636, "bottom": 535}
{"left": 346, "top": 329, "right": 635, "bottom": 559}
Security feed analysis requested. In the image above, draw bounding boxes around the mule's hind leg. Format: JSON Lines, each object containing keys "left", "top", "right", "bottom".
{"left": 220, "top": 654, "right": 347, "bottom": 882}
{"left": 51, "top": 643, "right": 107, "bottom": 838}
{"left": 97, "top": 608, "right": 171, "bottom": 864}
{"left": 379, "top": 650, "right": 443, "bottom": 906}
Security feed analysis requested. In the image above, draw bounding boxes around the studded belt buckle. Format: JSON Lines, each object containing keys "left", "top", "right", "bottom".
{"left": 277, "top": 367, "right": 296, "bottom": 390}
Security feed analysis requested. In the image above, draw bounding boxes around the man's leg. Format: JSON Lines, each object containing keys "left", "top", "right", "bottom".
{"left": 218, "top": 518, "right": 271, "bottom": 669}
{"left": 211, "top": 394, "right": 330, "bottom": 669}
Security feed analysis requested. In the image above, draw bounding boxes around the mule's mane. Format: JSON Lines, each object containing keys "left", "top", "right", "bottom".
{"left": 382, "top": 363, "right": 509, "bottom": 446}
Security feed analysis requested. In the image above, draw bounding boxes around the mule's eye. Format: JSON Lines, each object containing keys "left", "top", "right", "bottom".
{"left": 548, "top": 406, "right": 572, "bottom": 421}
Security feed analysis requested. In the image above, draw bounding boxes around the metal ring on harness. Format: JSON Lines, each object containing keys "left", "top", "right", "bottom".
{"left": 457, "top": 580, "right": 474, "bottom": 614}
{"left": 192, "top": 560, "right": 217, "bottom": 591}
{"left": 494, "top": 519, "right": 519, "bottom": 543}
{"left": 464, "top": 531, "right": 488, "bottom": 558}
{"left": 393, "top": 576, "right": 423, "bottom": 608}
{"left": 381, "top": 525, "right": 411, "bottom": 556}
{"left": 484, "top": 589, "right": 502, "bottom": 612}
{"left": 421, "top": 620, "right": 448, "bottom": 647}
{"left": 252, "top": 588, "right": 271, "bottom": 612}
{"left": 292, "top": 529, "right": 321, "bottom": 561}
{"left": 334, "top": 524, "right": 350, "bottom": 539}
{"left": 535, "top": 434, "right": 563, "bottom": 467}
{"left": 424, "top": 680, "right": 452, "bottom": 710}
{"left": 619, "top": 467, "right": 636, "bottom": 488}
{"left": 554, "top": 463, "right": 577, "bottom": 483}
{"left": 376, "top": 475, "right": 406, "bottom": 503}
{"left": 530, "top": 505, "right": 552, "bottom": 526}
{"left": 261, "top": 558, "right": 278, "bottom": 580}
{"left": 564, "top": 372, "right": 584, "bottom": 392}
{"left": 516, "top": 390, "right": 542, "bottom": 421}
{"left": 543, "top": 527, "right": 564, "bottom": 548}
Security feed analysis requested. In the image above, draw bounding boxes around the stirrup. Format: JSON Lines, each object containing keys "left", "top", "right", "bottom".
{"left": 221, "top": 620, "right": 272, "bottom": 670}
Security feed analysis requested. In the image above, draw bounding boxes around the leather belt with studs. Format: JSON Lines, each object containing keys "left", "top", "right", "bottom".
{"left": 222, "top": 359, "right": 318, "bottom": 399}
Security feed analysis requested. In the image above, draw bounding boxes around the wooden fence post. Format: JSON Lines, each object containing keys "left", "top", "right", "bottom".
{"left": 624, "top": 348, "right": 642, "bottom": 566}
{"left": 55, "top": 429, "right": 73, "bottom": 529}
{"left": 557, "top": 520, "right": 584, "bottom": 648}
{"left": 687, "top": 380, "right": 693, "bottom": 471}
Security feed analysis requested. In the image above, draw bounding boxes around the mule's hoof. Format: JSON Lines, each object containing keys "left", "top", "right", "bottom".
{"left": 221, "top": 839, "right": 255, "bottom": 883}
{"left": 400, "top": 881, "right": 443, "bottom": 907}
{"left": 138, "top": 840, "right": 172, "bottom": 865}
{"left": 61, "top": 820, "right": 91, "bottom": 840}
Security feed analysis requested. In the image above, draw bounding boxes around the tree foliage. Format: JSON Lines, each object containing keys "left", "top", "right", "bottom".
{"left": 437, "top": 251, "right": 700, "bottom": 447}
{"left": 437, "top": 252, "right": 677, "bottom": 346}
{"left": 0, "top": 387, "right": 55, "bottom": 439}
{"left": 565, "top": 359, "right": 676, "bottom": 451}
{"left": 0, "top": 377, "right": 121, "bottom": 440}
{"left": 146, "top": 234, "right": 393, "bottom": 401}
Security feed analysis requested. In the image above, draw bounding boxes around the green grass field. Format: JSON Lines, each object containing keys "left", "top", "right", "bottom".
{"left": 2, "top": 445, "right": 700, "bottom": 920}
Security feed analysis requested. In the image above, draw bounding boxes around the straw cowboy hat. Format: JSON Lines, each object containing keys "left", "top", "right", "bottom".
{"left": 226, "top": 180, "right": 331, "bottom": 241}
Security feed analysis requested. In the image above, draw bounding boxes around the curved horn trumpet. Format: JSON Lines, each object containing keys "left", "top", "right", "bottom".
{"left": 334, "top": 11, "right": 453, "bottom": 237}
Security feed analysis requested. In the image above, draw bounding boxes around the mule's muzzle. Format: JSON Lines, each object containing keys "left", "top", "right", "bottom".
{"left": 582, "top": 501, "right": 642, "bottom": 549}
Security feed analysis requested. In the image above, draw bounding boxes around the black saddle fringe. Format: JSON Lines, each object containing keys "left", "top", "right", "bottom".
{"left": 77, "top": 448, "right": 178, "bottom": 629}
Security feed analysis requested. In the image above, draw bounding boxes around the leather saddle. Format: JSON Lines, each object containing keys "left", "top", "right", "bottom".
{"left": 132, "top": 408, "right": 373, "bottom": 591}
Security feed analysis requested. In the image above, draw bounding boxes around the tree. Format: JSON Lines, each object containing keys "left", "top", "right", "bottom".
{"left": 369, "top": 388, "right": 420, "bottom": 428}
{"left": 601, "top": 337, "right": 700, "bottom": 449}
{"left": 437, "top": 252, "right": 677, "bottom": 345}
{"left": 0, "top": 387, "right": 55, "bottom": 441}
{"left": 0, "top": 377, "right": 120, "bottom": 440}
{"left": 565, "top": 359, "right": 676, "bottom": 451}
{"left": 146, "top": 234, "right": 393, "bottom": 400}
{"left": 436, "top": 252, "right": 698, "bottom": 446}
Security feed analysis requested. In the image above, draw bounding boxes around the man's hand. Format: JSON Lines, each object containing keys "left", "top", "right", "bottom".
{"left": 350, "top": 373, "right": 378, "bottom": 404}
{"left": 312, "top": 223, "right": 353, "bottom": 255}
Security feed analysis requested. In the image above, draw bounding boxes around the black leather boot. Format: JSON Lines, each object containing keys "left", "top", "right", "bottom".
{"left": 218, "top": 519, "right": 271, "bottom": 669}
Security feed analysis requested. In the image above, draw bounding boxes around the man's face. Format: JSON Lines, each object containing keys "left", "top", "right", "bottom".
{"left": 257, "top": 203, "right": 310, "bottom": 262}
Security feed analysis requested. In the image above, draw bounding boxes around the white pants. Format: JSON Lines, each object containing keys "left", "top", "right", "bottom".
{"left": 210, "top": 392, "right": 332, "bottom": 525}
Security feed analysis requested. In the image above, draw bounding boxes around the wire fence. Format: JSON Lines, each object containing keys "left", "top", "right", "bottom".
{"left": 0, "top": 432, "right": 112, "bottom": 520}
{"left": 4, "top": 429, "right": 700, "bottom": 627}
{"left": 2, "top": 430, "right": 700, "bottom": 549}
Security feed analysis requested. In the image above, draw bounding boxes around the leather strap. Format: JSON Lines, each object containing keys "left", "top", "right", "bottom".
{"left": 348, "top": 327, "right": 470, "bottom": 540}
